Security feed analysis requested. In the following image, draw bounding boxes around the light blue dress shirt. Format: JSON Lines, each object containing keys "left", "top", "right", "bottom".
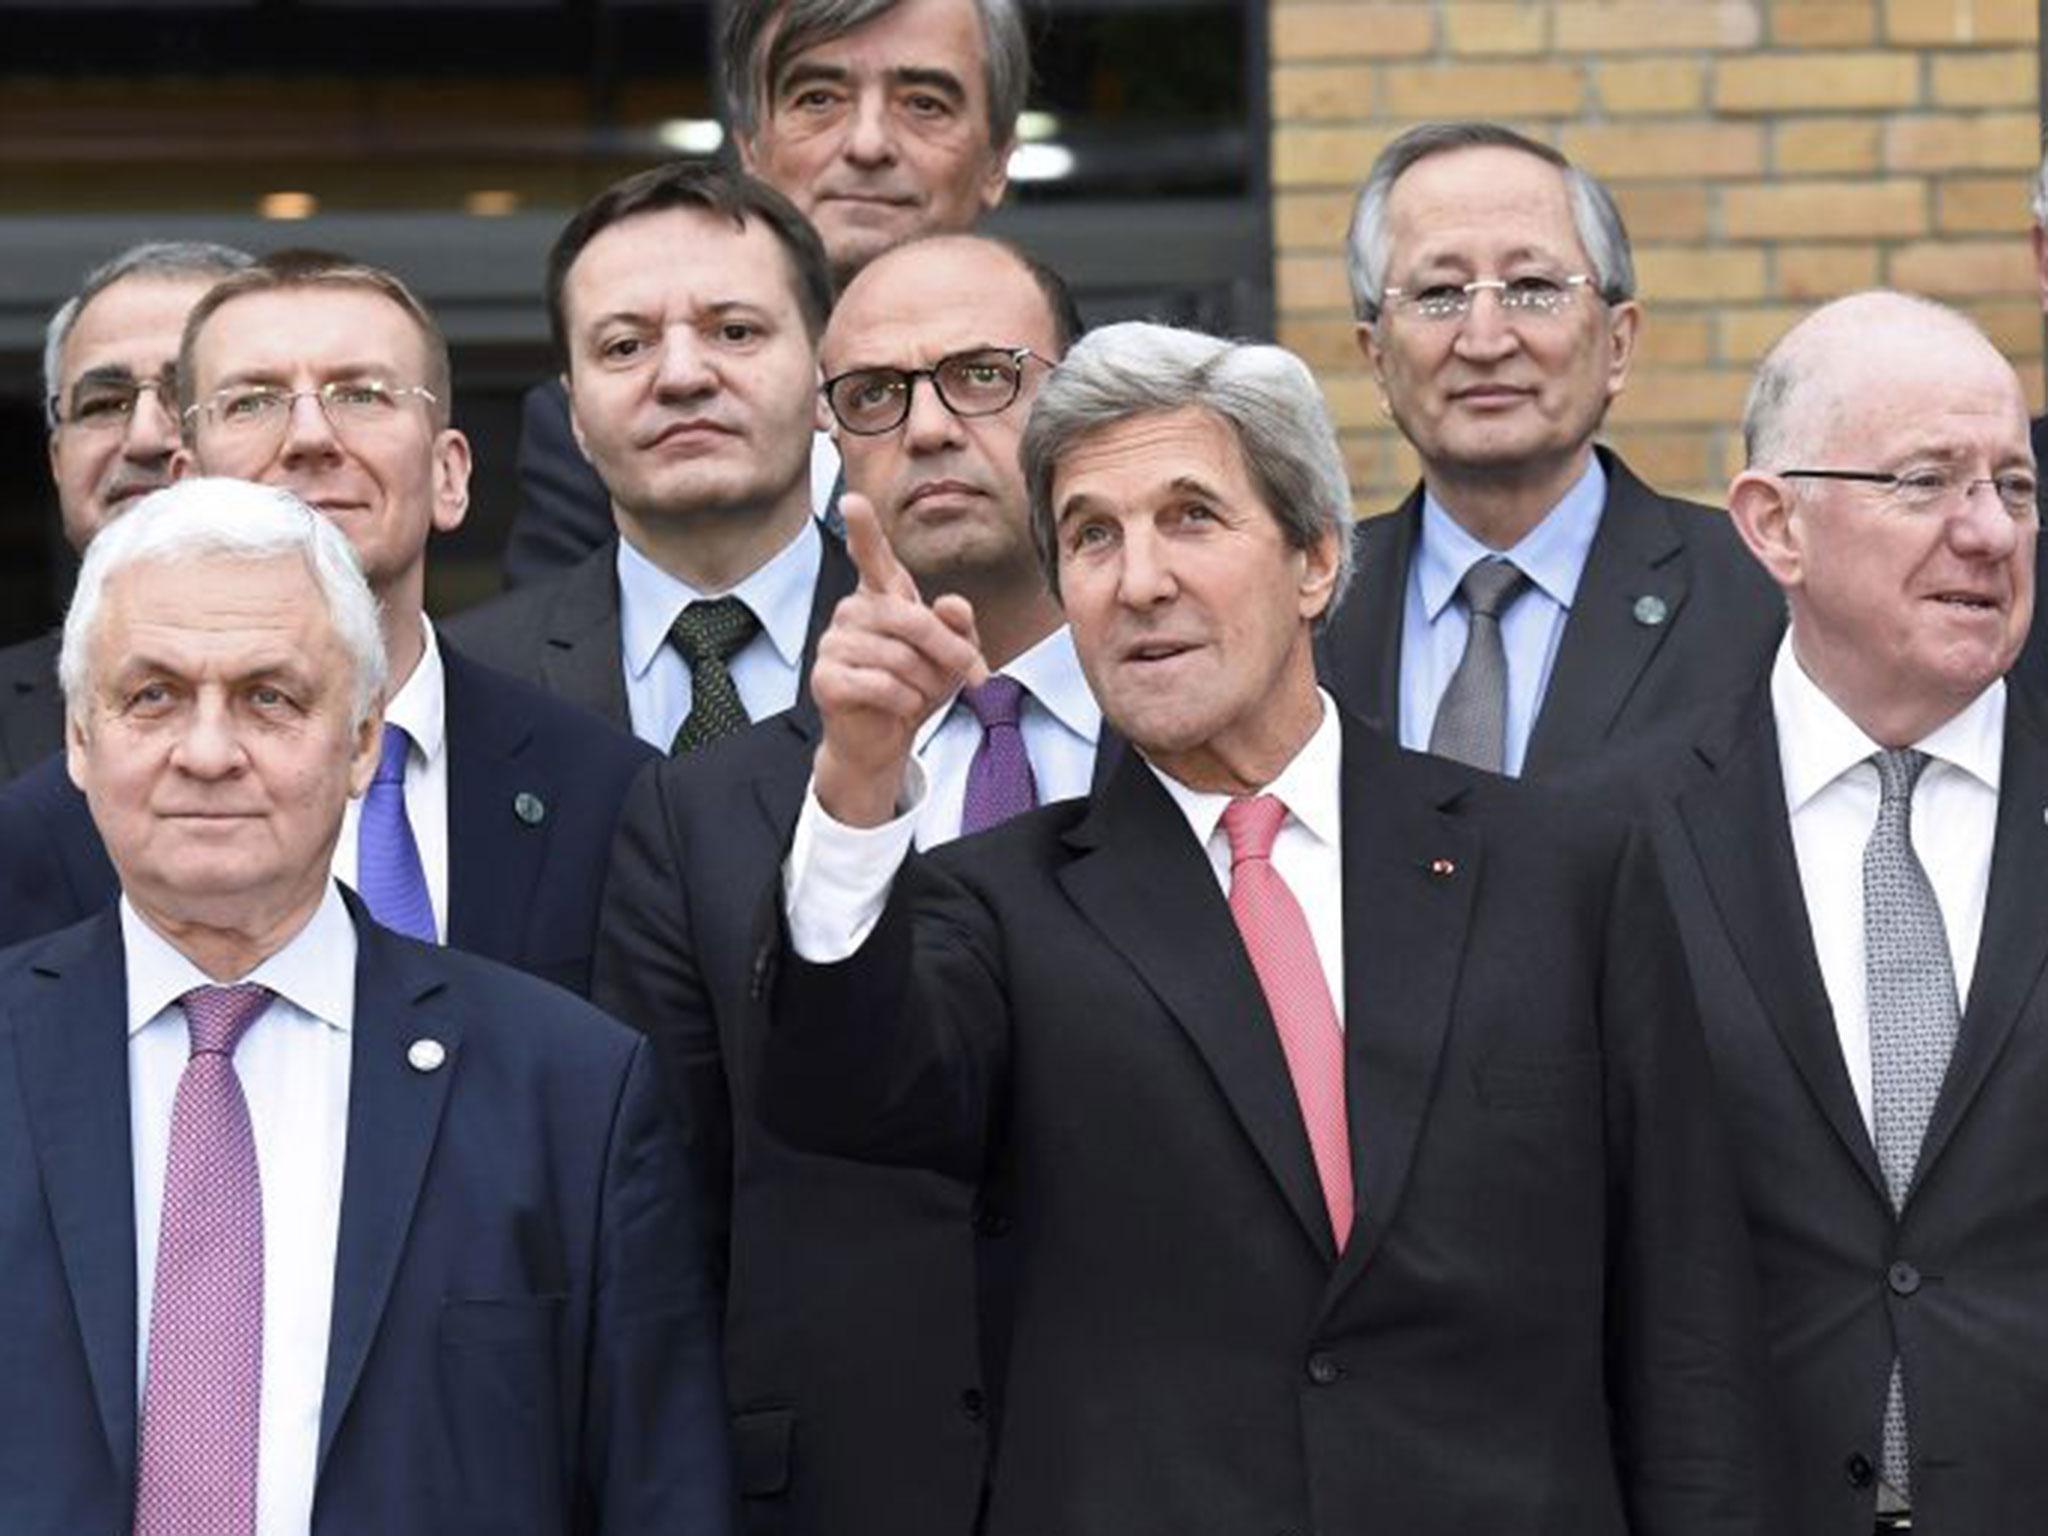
{"left": 616, "top": 519, "right": 824, "bottom": 751}
{"left": 1398, "top": 455, "right": 1606, "bottom": 777}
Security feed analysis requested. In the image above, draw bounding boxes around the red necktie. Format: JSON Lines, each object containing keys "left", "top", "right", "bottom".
{"left": 1222, "top": 796, "right": 1353, "bottom": 1249}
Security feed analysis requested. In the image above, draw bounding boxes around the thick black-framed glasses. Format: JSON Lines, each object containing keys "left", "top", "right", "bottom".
{"left": 1778, "top": 466, "right": 2039, "bottom": 519}
{"left": 822, "top": 347, "right": 1045, "bottom": 436}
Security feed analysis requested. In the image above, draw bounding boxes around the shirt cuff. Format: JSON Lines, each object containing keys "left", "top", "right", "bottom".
{"left": 783, "top": 760, "right": 928, "bottom": 961}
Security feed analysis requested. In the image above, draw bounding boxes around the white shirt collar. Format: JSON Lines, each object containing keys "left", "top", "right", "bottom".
{"left": 913, "top": 624, "right": 1103, "bottom": 752}
{"left": 616, "top": 519, "right": 823, "bottom": 682}
{"left": 1146, "top": 687, "right": 1344, "bottom": 853}
{"left": 1770, "top": 632, "right": 2005, "bottom": 814}
{"left": 1417, "top": 451, "right": 1606, "bottom": 619}
{"left": 382, "top": 614, "right": 446, "bottom": 766}
{"left": 122, "top": 880, "right": 358, "bottom": 1039}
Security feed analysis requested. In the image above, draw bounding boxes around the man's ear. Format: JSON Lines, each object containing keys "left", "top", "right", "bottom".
{"left": 1726, "top": 471, "right": 1801, "bottom": 591}
{"left": 429, "top": 429, "right": 472, "bottom": 535}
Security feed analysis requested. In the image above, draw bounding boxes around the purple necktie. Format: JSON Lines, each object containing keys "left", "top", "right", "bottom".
{"left": 135, "top": 982, "right": 273, "bottom": 1536}
{"left": 357, "top": 722, "right": 436, "bottom": 942}
{"left": 958, "top": 675, "right": 1039, "bottom": 836}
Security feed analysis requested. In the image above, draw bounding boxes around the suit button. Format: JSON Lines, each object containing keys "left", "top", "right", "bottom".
{"left": 972, "top": 1209, "right": 1012, "bottom": 1237}
{"left": 1888, "top": 1261, "right": 1921, "bottom": 1296}
{"left": 1306, "top": 1352, "right": 1342, "bottom": 1386}
{"left": 960, "top": 1388, "right": 986, "bottom": 1422}
{"left": 1845, "top": 1453, "right": 1875, "bottom": 1488}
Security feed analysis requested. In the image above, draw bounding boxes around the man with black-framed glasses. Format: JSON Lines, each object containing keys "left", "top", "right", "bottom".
{"left": 594, "top": 233, "right": 1103, "bottom": 1536}
{"left": 0, "top": 241, "right": 253, "bottom": 783}
{"left": 1319, "top": 120, "right": 1783, "bottom": 779}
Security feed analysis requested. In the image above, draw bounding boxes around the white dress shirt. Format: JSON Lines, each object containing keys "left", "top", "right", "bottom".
{"left": 787, "top": 688, "right": 1347, "bottom": 1030}
{"left": 908, "top": 625, "right": 1102, "bottom": 850}
{"left": 332, "top": 615, "right": 450, "bottom": 940}
{"left": 1772, "top": 637, "right": 2002, "bottom": 1133}
{"left": 615, "top": 518, "right": 824, "bottom": 750}
{"left": 127, "top": 882, "right": 356, "bottom": 1536}
{"left": 1400, "top": 454, "right": 1605, "bottom": 776}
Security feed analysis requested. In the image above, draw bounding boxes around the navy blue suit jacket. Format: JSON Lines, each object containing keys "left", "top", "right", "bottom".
{"left": 0, "top": 895, "right": 735, "bottom": 1534}
{"left": 0, "top": 645, "right": 652, "bottom": 997}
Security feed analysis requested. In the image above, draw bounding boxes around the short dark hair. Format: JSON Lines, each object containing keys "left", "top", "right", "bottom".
{"left": 721, "top": 0, "right": 1029, "bottom": 152}
{"left": 544, "top": 161, "right": 835, "bottom": 370}
{"left": 178, "top": 249, "right": 453, "bottom": 425}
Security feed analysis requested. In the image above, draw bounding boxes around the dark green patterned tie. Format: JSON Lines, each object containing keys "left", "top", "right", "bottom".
{"left": 669, "top": 596, "right": 761, "bottom": 755}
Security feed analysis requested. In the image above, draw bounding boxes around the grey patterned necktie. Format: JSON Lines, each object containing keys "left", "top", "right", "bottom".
{"left": 669, "top": 596, "right": 761, "bottom": 755}
{"left": 1429, "top": 557, "right": 1530, "bottom": 771}
{"left": 1863, "top": 745, "right": 1960, "bottom": 1502}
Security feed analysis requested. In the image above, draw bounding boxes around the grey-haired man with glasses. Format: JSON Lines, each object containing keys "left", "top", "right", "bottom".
{"left": 1317, "top": 120, "right": 1782, "bottom": 779}
{"left": 1643, "top": 289, "right": 2048, "bottom": 1536}
{"left": 0, "top": 241, "right": 253, "bottom": 782}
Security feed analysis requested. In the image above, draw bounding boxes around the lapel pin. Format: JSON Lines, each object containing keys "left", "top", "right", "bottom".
{"left": 512, "top": 791, "right": 546, "bottom": 827}
{"left": 407, "top": 1037, "right": 447, "bottom": 1073}
{"left": 1428, "top": 857, "right": 1457, "bottom": 878}
{"left": 1631, "top": 594, "right": 1668, "bottom": 627}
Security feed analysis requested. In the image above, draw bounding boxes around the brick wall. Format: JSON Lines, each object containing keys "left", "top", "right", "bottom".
{"left": 1271, "top": 0, "right": 2043, "bottom": 511}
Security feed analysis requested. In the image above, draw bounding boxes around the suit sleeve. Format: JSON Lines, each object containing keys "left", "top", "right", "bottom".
{"left": 582, "top": 1038, "right": 738, "bottom": 1535}
{"left": 505, "top": 380, "right": 616, "bottom": 591}
{"left": 754, "top": 855, "right": 1007, "bottom": 1187}
{"left": 1600, "top": 821, "right": 1777, "bottom": 1536}
{"left": 592, "top": 762, "right": 733, "bottom": 1289}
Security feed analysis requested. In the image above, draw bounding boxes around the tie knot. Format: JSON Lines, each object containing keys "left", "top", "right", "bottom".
{"left": 177, "top": 983, "right": 274, "bottom": 1059}
{"left": 961, "top": 674, "right": 1026, "bottom": 729}
{"left": 1222, "top": 794, "right": 1289, "bottom": 866}
{"left": 1871, "top": 747, "right": 1931, "bottom": 807}
{"left": 374, "top": 722, "right": 412, "bottom": 786}
{"left": 671, "top": 597, "right": 761, "bottom": 666}
{"left": 1458, "top": 557, "right": 1528, "bottom": 620}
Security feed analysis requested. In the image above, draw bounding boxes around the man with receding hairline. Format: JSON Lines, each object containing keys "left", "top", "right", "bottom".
{"left": 1645, "top": 290, "right": 2048, "bottom": 1536}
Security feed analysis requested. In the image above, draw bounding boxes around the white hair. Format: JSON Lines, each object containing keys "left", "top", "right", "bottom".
{"left": 59, "top": 477, "right": 388, "bottom": 729}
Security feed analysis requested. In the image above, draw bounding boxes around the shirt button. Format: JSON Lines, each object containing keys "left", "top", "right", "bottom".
{"left": 1888, "top": 1261, "right": 1921, "bottom": 1296}
{"left": 1306, "top": 1352, "right": 1342, "bottom": 1386}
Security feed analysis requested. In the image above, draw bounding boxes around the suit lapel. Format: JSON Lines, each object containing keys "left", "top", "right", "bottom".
{"left": 1057, "top": 755, "right": 1337, "bottom": 1258}
{"left": 441, "top": 649, "right": 550, "bottom": 962}
{"left": 537, "top": 545, "right": 629, "bottom": 727}
{"left": 1673, "top": 692, "right": 1889, "bottom": 1203}
{"left": 1326, "top": 724, "right": 1479, "bottom": 1296}
{"left": 11, "top": 912, "right": 138, "bottom": 1489}
{"left": 1316, "top": 496, "right": 1414, "bottom": 735}
{"left": 318, "top": 908, "right": 460, "bottom": 1474}
{"left": 795, "top": 528, "right": 857, "bottom": 699}
{"left": 1913, "top": 683, "right": 2048, "bottom": 1194}
{"left": 1523, "top": 452, "right": 1687, "bottom": 775}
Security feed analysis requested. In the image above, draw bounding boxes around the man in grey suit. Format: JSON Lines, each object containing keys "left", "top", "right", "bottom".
{"left": 1317, "top": 120, "right": 1781, "bottom": 777}
{"left": 449, "top": 163, "right": 855, "bottom": 754}
{"left": 0, "top": 241, "right": 252, "bottom": 781}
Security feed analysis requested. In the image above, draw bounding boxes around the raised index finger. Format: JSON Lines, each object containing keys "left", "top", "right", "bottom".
{"left": 841, "top": 492, "right": 917, "bottom": 600}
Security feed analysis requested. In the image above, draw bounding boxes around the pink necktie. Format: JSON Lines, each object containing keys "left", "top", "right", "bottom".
{"left": 1222, "top": 796, "right": 1353, "bottom": 1250}
{"left": 134, "top": 982, "right": 272, "bottom": 1536}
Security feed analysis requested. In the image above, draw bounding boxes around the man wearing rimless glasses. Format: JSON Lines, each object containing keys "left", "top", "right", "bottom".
{"left": 0, "top": 242, "right": 254, "bottom": 783}
{"left": 1317, "top": 121, "right": 1784, "bottom": 780}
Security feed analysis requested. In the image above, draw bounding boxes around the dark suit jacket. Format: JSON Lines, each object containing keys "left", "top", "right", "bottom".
{"left": 0, "top": 895, "right": 734, "bottom": 1535}
{"left": 1645, "top": 678, "right": 2048, "bottom": 1536}
{"left": 446, "top": 533, "right": 856, "bottom": 738}
{"left": 0, "top": 629, "right": 63, "bottom": 784}
{"left": 0, "top": 645, "right": 653, "bottom": 998}
{"left": 1316, "top": 447, "right": 1784, "bottom": 777}
{"left": 597, "top": 693, "right": 1117, "bottom": 1536}
{"left": 756, "top": 712, "right": 1770, "bottom": 1536}
{"left": 506, "top": 380, "right": 614, "bottom": 591}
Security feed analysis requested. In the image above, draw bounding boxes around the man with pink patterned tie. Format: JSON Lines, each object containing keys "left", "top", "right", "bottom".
{"left": 0, "top": 478, "right": 733, "bottom": 1534}
{"left": 754, "top": 320, "right": 1773, "bottom": 1536}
